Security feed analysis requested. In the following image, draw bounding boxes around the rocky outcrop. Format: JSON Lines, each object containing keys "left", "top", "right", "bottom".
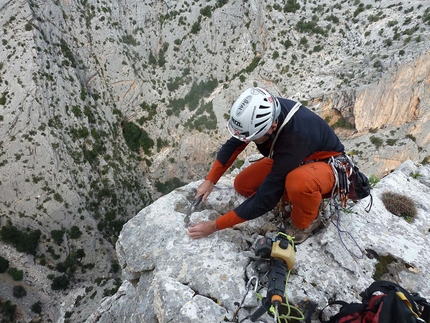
{"left": 86, "top": 159, "right": 430, "bottom": 323}
{"left": 1, "top": 0, "right": 430, "bottom": 321}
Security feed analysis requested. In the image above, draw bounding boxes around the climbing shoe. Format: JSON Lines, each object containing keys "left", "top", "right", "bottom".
{"left": 285, "top": 214, "right": 322, "bottom": 245}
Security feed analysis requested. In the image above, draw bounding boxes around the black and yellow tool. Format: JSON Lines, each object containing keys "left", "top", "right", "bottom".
{"left": 250, "top": 231, "right": 297, "bottom": 322}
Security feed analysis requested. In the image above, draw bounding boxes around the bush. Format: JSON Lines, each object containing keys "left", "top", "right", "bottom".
{"left": 31, "top": 301, "right": 42, "bottom": 314}
{"left": 381, "top": 191, "right": 417, "bottom": 222}
{"left": 0, "top": 256, "right": 9, "bottom": 273}
{"left": 8, "top": 268, "right": 23, "bottom": 281}
{"left": 0, "top": 300, "right": 16, "bottom": 320}
{"left": 51, "top": 275, "right": 70, "bottom": 290}
{"left": 12, "top": 285, "right": 27, "bottom": 298}
{"left": 0, "top": 224, "right": 41, "bottom": 255}
{"left": 368, "top": 174, "right": 379, "bottom": 186}
{"left": 369, "top": 135, "right": 383, "bottom": 148}
{"left": 121, "top": 120, "right": 154, "bottom": 155}
{"left": 51, "top": 229, "right": 65, "bottom": 245}
{"left": 69, "top": 226, "right": 82, "bottom": 239}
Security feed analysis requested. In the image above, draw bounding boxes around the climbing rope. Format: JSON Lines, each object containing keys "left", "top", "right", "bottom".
{"left": 237, "top": 234, "right": 305, "bottom": 323}
{"left": 328, "top": 156, "right": 364, "bottom": 259}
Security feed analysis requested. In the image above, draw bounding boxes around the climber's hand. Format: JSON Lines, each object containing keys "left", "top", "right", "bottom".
{"left": 196, "top": 180, "right": 214, "bottom": 203}
{"left": 187, "top": 221, "right": 218, "bottom": 239}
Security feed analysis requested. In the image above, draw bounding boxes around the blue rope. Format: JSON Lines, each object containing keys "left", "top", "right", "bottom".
{"left": 328, "top": 156, "right": 364, "bottom": 259}
{"left": 329, "top": 196, "right": 364, "bottom": 259}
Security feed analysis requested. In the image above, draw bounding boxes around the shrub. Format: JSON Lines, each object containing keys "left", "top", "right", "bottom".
{"left": 31, "top": 301, "right": 42, "bottom": 314}
{"left": 410, "top": 171, "right": 421, "bottom": 179}
{"left": 369, "top": 135, "right": 383, "bottom": 148}
{"left": 381, "top": 191, "right": 417, "bottom": 222}
{"left": 12, "top": 285, "right": 27, "bottom": 298}
{"left": 0, "top": 299, "right": 16, "bottom": 320}
{"left": 122, "top": 120, "right": 154, "bottom": 155}
{"left": 368, "top": 174, "right": 379, "bottom": 186}
{"left": 386, "top": 138, "right": 397, "bottom": 146}
{"left": 191, "top": 20, "right": 201, "bottom": 34}
{"left": 51, "top": 229, "right": 65, "bottom": 245}
{"left": 8, "top": 268, "right": 23, "bottom": 281}
{"left": 69, "top": 226, "right": 82, "bottom": 239}
{"left": 51, "top": 275, "right": 70, "bottom": 290}
{"left": 284, "top": 0, "right": 300, "bottom": 12}
{"left": 0, "top": 224, "right": 41, "bottom": 255}
{"left": 0, "top": 256, "right": 9, "bottom": 273}
{"left": 405, "top": 134, "right": 416, "bottom": 142}
{"left": 155, "top": 177, "right": 186, "bottom": 195}
{"left": 200, "top": 5, "right": 212, "bottom": 17}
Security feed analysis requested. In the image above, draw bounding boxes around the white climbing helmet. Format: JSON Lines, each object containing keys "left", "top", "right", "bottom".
{"left": 227, "top": 87, "right": 280, "bottom": 142}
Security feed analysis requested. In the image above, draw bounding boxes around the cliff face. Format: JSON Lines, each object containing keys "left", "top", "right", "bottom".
{"left": 326, "top": 53, "right": 430, "bottom": 133}
{"left": 320, "top": 52, "right": 430, "bottom": 178}
{"left": 86, "top": 159, "right": 430, "bottom": 323}
{"left": 0, "top": 0, "right": 430, "bottom": 321}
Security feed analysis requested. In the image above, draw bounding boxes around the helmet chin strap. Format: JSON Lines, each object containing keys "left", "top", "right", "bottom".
{"left": 254, "top": 132, "right": 275, "bottom": 145}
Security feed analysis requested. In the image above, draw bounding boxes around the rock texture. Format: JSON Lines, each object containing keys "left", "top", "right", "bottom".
{"left": 86, "top": 159, "right": 430, "bottom": 323}
{"left": 1, "top": 0, "right": 430, "bottom": 321}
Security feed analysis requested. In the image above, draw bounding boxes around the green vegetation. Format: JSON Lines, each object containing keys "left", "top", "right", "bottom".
{"left": 12, "top": 285, "right": 27, "bottom": 298}
{"left": 51, "top": 274, "right": 70, "bottom": 290}
{"left": 55, "top": 249, "right": 86, "bottom": 274}
{"left": 69, "top": 226, "right": 82, "bottom": 239}
{"left": 168, "top": 79, "right": 218, "bottom": 116}
{"left": 424, "top": 7, "right": 430, "bottom": 25}
{"left": 0, "top": 224, "right": 41, "bottom": 255}
{"left": 331, "top": 117, "right": 353, "bottom": 129}
{"left": 232, "top": 56, "right": 261, "bottom": 81}
{"left": 385, "top": 138, "right": 397, "bottom": 146}
{"left": 410, "top": 171, "right": 421, "bottom": 179}
{"left": 0, "top": 299, "right": 17, "bottom": 321}
{"left": 184, "top": 100, "right": 217, "bottom": 132}
{"left": 296, "top": 16, "right": 328, "bottom": 36}
{"left": 381, "top": 191, "right": 417, "bottom": 223}
{"left": 60, "top": 39, "right": 77, "bottom": 68}
{"left": 138, "top": 102, "right": 156, "bottom": 126}
{"left": 284, "top": 0, "right": 300, "bottom": 12}
{"left": 8, "top": 268, "right": 23, "bottom": 281}
{"left": 368, "top": 174, "right": 379, "bottom": 186}
{"left": 405, "top": 134, "right": 416, "bottom": 142}
{"left": 121, "top": 34, "right": 138, "bottom": 46}
{"left": 51, "top": 229, "right": 65, "bottom": 245}
{"left": 200, "top": 5, "right": 212, "bottom": 18}
{"left": 31, "top": 301, "right": 42, "bottom": 314}
{"left": 155, "top": 177, "right": 186, "bottom": 195}
{"left": 191, "top": 19, "right": 201, "bottom": 34}
{"left": 0, "top": 256, "right": 9, "bottom": 273}
{"left": 121, "top": 120, "right": 154, "bottom": 155}
{"left": 373, "top": 254, "right": 397, "bottom": 280}
{"left": 369, "top": 135, "right": 383, "bottom": 149}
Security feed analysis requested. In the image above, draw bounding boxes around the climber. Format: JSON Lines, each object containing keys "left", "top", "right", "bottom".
{"left": 187, "top": 87, "right": 345, "bottom": 244}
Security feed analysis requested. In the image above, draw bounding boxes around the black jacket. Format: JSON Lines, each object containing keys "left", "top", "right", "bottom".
{"left": 207, "top": 98, "right": 344, "bottom": 221}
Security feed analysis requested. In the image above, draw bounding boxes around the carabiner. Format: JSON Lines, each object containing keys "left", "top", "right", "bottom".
{"left": 246, "top": 276, "right": 259, "bottom": 292}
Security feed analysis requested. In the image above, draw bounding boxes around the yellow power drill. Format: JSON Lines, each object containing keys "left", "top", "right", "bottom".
{"left": 250, "top": 232, "right": 296, "bottom": 322}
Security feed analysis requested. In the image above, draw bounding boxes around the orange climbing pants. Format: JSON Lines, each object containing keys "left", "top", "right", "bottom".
{"left": 234, "top": 157, "right": 335, "bottom": 229}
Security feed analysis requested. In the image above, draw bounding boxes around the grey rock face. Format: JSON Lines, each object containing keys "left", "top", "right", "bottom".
{"left": 87, "top": 159, "right": 430, "bottom": 323}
